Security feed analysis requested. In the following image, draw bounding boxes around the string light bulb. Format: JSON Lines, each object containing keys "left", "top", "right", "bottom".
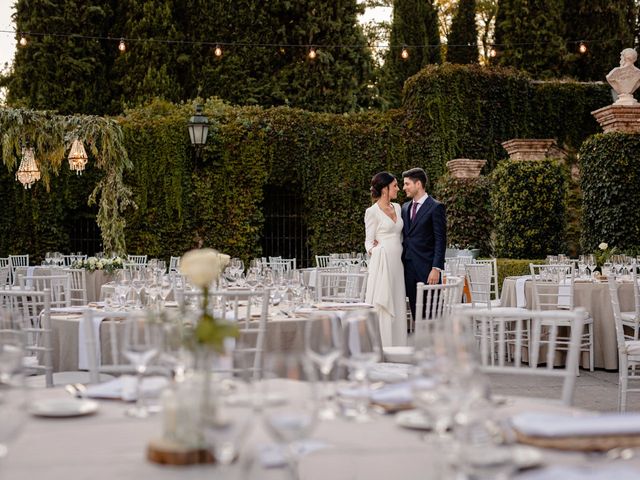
{"left": 308, "top": 47, "right": 317, "bottom": 60}
{"left": 579, "top": 42, "right": 588, "bottom": 54}
{"left": 489, "top": 48, "right": 497, "bottom": 58}
{"left": 401, "top": 46, "right": 409, "bottom": 60}
{"left": 214, "top": 44, "right": 223, "bottom": 57}
{"left": 118, "top": 38, "right": 126, "bottom": 53}
{"left": 19, "top": 35, "right": 27, "bottom": 47}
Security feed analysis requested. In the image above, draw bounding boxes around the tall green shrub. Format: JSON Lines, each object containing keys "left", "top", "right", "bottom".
{"left": 447, "top": 0, "right": 479, "bottom": 64}
{"left": 433, "top": 174, "right": 492, "bottom": 255}
{"left": 580, "top": 133, "right": 640, "bottom": 252}
{"left": 491, "top": 159, "right": 567, "bottom": 258}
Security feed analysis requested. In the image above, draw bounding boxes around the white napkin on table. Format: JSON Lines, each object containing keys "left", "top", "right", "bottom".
{"left": 515, "top": 275, "right": 532, "bottom": 308}
{"left": 85, "top": 375, "right": 169, "bottom": 401}
{"left": 337, "top": 381, "right": 413, "bottom": 406}
{"left": 518, "top": 466, "right": 640, "bottom": 480}
{"left": 558, "top": 278, "right": 572, "bottom": 308}
{"left": 511, "top": 412, "right": 640, "bottom": 437}
{"left": 51, "top": 306, "right": 87, "bottom": 314}
{"left": 78, "top": 312, "right": 105, "bottom": 370}
{"left": 258, "top": 440, "right": 329, "bottom": 468}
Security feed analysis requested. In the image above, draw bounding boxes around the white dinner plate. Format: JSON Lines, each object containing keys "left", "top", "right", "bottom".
{"left": 395, "top": 409, "right": 432, "bottom": 431}
{"left": 29, "top": 398, "right": 99, "bottom": 418}
{"left": 224, "top": 391, "right": 287, "bottom": 407}
{"left": 368, "top": 363, "right": 412, "bottom": 383}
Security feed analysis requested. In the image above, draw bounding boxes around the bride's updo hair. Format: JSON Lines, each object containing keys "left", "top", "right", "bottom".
{"left": 370, "top": 172, "right": 396, "bottom": 200}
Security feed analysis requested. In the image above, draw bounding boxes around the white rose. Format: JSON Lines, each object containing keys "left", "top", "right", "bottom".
{"left": 180, "top": 248, "right": 227, "bottom": 288}
{"left": 96, "top": 261, "right": 104, "bottom": 269}
{"left": 599, "top": 242, "right": 608, "bottom": 250}
{"left": 88, "top": 257, "right": 97, "bottom": 266}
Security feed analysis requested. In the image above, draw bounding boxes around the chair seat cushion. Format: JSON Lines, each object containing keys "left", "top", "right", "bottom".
{"left": 625, "top": 341, "right": 640, "bottom": 356}
{"left": 621, "top": 312, "right": 638, "bottom": 323}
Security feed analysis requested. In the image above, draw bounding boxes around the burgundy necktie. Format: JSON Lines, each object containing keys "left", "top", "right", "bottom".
{"left": 410, "top": 201, "right": 418, "bottom": 221}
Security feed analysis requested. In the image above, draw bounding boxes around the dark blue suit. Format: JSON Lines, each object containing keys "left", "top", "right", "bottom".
{"left": 401, "top": 196, "right": 447, "bottom": 320}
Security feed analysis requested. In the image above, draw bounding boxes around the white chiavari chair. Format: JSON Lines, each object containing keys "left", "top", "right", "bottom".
{"left": 315, "top": 255, "right": 330, "bottom": 268}
{"left": 317, "top": 271, "right": 367, "bottom": 303}
{"left": 474, "top": 258, "right": 501, "bottom": 306}
{"left": 455, "top": 307, "right": 587, "bottom": 406}
{"left": 619, "top": 267, "right": 640, "bottom": 341}
{"left": 384, "top": 278, "right": 464, "bottom": 363}
{"left": 65, "top": 268, "right": 88, "bottom": 306}
{"left": 0, "top": 266, "right": 11, "bottom": 288}
{"left": 127, "top": 255, "right": 148, "bottom": 265}
{"left": 0, "top": 257, "right": 9, "bottom": 268}
{"left": 530, "top": 263, "right": 594, "bottom": 373}
{"left": 608, "top": 276, "right": 640, "bottom": 411}
{"left": 19, "top": 274, "right": 72, "bottom": 309}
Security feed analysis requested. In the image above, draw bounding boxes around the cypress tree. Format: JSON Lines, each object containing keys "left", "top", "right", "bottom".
{"left": 380, "top": 0, "right": 441, "bottom": 108}
{"left": 563, "top": 0, "right": 636, "bottom": 81}
{"left": 493, "top": 0, "right": 566, "bottom": 79}
{"left": 3, "top": 0, "right": 116, "bottom": 114}
{"left": 447, "top": 0, "right": 479, "bottom": 64}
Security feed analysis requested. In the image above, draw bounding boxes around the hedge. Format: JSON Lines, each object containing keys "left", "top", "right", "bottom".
{"left": 434, "top": 174, "right": 493, "bottom": 256}
{"left": 0, "top": 65, "right": 612, "bottom": 264}
{"left": 491, "top": 159, "right": 567, "bottom": 259}
{"left": 580, "top": 133, "right": 640, "bottom": 253}
{"left": 496, "top": 258, "right": 546, "bottom": 290}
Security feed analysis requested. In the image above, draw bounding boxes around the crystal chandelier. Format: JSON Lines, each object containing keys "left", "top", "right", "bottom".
{"left": 68, "top": 138, "right": 88, "bottom": 175}
{"left": 15, "top": 147, "right": 41, "bottom": 189}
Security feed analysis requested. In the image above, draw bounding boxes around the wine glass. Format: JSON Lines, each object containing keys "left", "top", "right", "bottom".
{"left": 305, "top": 313, "right": 343, "bottom": 420}
{"left": 131, "top": 268, "right": 146, "bottom": 309}
{"left": 0, "top": 312, "right": 26, "bottom": 458}
{"left": 115, "top": 269, "right": 132, "bottom": 310}
{"left": 261, "top": 352, "right": 318, "bottom": 480}
{"left": 159, "top": 275, "right": 173, "bottom": 307}
{"left": 122, "top": 313, "right": 162, "bottom": 418}
{"left": 340, "top": 310, "right": 382, "bottom": 422}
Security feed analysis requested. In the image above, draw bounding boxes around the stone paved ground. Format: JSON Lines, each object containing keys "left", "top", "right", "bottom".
{"left": 488, "top": 369, "right": 637, "bottom": 412}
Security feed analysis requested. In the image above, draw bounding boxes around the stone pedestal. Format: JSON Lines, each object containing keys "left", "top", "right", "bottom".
{"left": 446, "top": 159, "right": 486, "bottom": 178}
{"left": 591, "top": 104, "right": 640, "bottom": 134}
{"left": 501, "top": 139, "right": 567, "bottom": 161}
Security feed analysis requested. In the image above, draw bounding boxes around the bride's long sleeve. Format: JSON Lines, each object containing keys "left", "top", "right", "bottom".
{"left": 364, "top": 207, "right": 377, "bottom": 254}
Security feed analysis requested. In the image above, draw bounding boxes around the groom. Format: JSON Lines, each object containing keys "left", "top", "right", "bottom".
{"left": 401, "top": 167, "right": 447, "bottom": 321}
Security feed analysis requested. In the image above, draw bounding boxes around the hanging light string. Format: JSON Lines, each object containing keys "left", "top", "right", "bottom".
{"left": 3, "top": 30, "right": 596, "bottom": 53}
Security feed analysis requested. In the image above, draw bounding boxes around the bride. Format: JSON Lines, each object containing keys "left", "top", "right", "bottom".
{"left": 364, "top": 172, "right": 407, "bottom": 347}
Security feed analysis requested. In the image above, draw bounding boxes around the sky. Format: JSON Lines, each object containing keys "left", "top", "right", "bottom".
{"left": 0, "top": 3, "right": 391, "bottom": 72}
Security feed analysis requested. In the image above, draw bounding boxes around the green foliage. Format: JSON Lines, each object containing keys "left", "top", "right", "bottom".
{"left": 563, "top": 0, "right": 636, "bottom": 81}
{"left": 490, "top": 159, "right": 567, "bottom": 259}
{"left": 433, "top": 174, "right": 492, "bottom": 255}
{"left": 495, "top": 258, "right": 546, "bottom": 289}
{"left": 494, "top": 0, "right": 567, "bottom": 79}
{"left": 380, "top": 0, "right": 441, "bottom": 108}
{"left": 580, "top": 133, "right": 640, "bottom": 253}
{"left": 447, "top": 0, "right": 479, "bottom": 64}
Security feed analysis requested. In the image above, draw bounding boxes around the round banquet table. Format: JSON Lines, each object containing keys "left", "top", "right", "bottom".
{"left": 501, "top": 277, "right": 635, "bottom": 370}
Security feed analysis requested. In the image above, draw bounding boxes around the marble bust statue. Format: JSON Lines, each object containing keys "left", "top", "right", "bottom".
{"left": 606, "top": 48, "right": 640, "bottom": 105}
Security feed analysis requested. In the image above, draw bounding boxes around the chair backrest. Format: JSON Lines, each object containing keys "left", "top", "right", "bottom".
{"left": 0, "top": 266, "right": 11, "bottom": 288}
{"left": 630, "top": 267, "right": 640, "bottom": 319}
{"left": 465, "top": 263, "right": 494, "bottom": 308}
{"left": 414, "top": 279, "right": 464, "bottom": 323}
{"left": 0, "top": 288, "right": 53, "bottom": 387}
{"left": 169, "top": 256, "right": 181, "bottom": 272}
{"left": 180, "top": 289, "right": 271, "bottom": 379}
{"left": 454, "top": 306, "right": 587, "bottom": 406}
{"left": 65, "top": 268, "right": 88, "bottom": 306}
{"left": 269, "top": 257, "right": 296, "bottom": 272}
{"left": 0, "top": 257, "right": 9, "bottom": 268}
{"left": 18, "top": 274, "right": 72, "bottom": 309}
{"left": 529, "top": 263, "right": 575, "bottom": 310}
{"left": 127, "top": 255, "right": 148, "bottom": 265}
{"left": 315, "top": 255, "right": 330, "bottom": 268}
{"left": 63, "top": 254, "right": 87, "bottom": 266}
{"left": 317, "top": 271, "right": 367, "bottom": 303}
{"left": 444, "top": 257, "right": 460, "bottom": 277}
{"left": 607, "top": 276, "right": 630, "bottom": 355}
{"left": 474, "top": 258, "right": 499, "bottom": 299}
{"left": 9, "top": 255, "right": 29, "bottom": 270}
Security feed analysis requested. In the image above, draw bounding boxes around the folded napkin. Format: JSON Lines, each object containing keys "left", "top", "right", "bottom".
{"left": 258, "top": 440, "right": 329, "bottom": 468}
{"left": 85, "top": 375, "right": 169, "bottom": 401}
{"left": 78, "top": 312, "right": 105, "bottom": 370}
{"left": 25, "top": 266, "right": 36, "bottom": 288}
{"left": 51, "top": 306, "right": 87, "bottom": 314}
{"left": 337, "top": 381, "right": 413, "bottom": 406}
{"left": 558, "top": 279, "right": 572, "bottom": 308}
{"left": 519, "top": 466, "right": 640, "bottom": 480}
{"left": 511, "top": 412, "right": 640, "bottom": 437}
{"left": 516, "top": 276, "right": 532, "bottom": 308}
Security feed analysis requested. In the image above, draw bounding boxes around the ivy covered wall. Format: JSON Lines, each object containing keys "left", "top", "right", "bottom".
{"left": 0, "top": 65, "right": 611, "bottom": 264}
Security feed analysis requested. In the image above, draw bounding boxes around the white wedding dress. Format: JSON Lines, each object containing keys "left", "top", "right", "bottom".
{"left": 364, "top": 203, "right": 407, "bottom": 347}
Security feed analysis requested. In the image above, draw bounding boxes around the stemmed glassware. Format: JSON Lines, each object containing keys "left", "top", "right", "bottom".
{"left": 0, "top": 311, "right": 26, "bottom": 458}
{"left": 305, "top": 313, "right": 342, "bottom": 420}
{"left": 341, "top": 310, "right": 382, "bottom": 422}
{"left": 115, "top": 269, "right": 132, "bottom": 310}
{"left": 122, "top": 313, "right": 162, "bottom": 418}
{"left": 131, "top": 268, "right": 146, "bottom": 309}
{"left": 159, "top": 274, "right": 173, "bottom": 307}
{"left": 261, "top": 352, "right": 318, "bottom": 480}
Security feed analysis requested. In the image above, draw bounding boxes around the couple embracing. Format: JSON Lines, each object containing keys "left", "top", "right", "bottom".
{"left": 364, "top": 168, "right": 446, "bottom": 347}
